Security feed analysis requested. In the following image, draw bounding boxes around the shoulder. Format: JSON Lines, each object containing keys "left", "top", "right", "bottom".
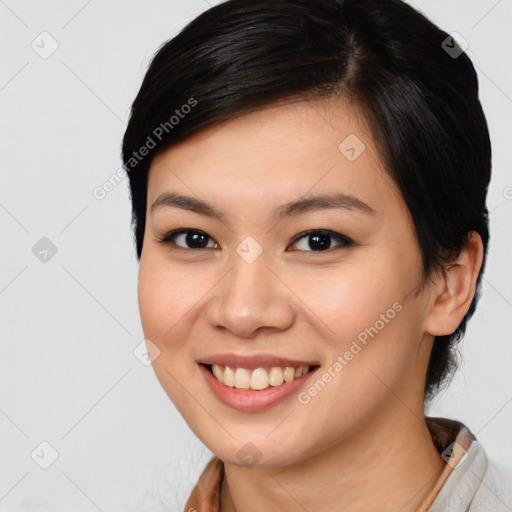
{"left": 468, "top": 459, "right": 512, "bottom": 511}
{"left": 428, "top": 440, "right": 512, "bottom": 511}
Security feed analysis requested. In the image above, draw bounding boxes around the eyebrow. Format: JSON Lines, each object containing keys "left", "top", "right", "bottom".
{"left": 151, "top": 191, "right": 376, "bottom": 220}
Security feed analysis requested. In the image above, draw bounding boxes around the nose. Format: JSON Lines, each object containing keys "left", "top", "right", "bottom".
{"left": 205, "top": 251, "right": 296, "bottom": 339}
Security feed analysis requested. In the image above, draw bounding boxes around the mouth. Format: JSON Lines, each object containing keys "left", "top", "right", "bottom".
{"left": 202, "top": 363, "right": 320, "bottom": 391}
{"left": 197, "top": 354, "right": 320, "bottom": 411}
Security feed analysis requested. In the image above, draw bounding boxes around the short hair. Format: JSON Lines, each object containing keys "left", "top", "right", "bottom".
{"left": 122, "top": 0, "right": 491, "bottom": 403}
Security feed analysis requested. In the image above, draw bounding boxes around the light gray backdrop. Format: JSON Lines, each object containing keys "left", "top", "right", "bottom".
{"left": 1, "top": 0, "right": 511, "bottom": 510}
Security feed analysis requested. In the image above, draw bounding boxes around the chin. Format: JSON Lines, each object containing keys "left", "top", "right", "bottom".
{"left": 196, "top": 428, "right": 314, "bottom": 469}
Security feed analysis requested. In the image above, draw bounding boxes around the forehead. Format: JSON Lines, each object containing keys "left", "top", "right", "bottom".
{"left": 147, "top": 97, "right": 403, "bottom": 217}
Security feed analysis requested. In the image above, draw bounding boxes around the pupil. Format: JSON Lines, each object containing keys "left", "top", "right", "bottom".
{"left": 309, "top": 234, "right": 331, "bottom": 251}
{"left": 187, "top": 231, "right": 208, "bottom": 248}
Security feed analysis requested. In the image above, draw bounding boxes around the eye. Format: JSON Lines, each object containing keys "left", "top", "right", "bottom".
{"left": 157, "top": 228, "right": 353, "bottom": 252}
{"left": 157, "top": 229, "right": 219, "bottom": 249}
{"left": 288, "top": 229, "right": 353, "bottom": 252}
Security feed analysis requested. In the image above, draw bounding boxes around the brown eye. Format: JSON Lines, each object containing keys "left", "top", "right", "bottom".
{"left": 289, "top": 230, "right": 353, "bottom": 252}
{"left": 158, "top": 229, "right": 219, "bottom": 249}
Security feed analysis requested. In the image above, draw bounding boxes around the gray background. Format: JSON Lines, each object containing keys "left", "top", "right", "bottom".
{"left": 0, "top": 0, "right": 511, "bottom": 510}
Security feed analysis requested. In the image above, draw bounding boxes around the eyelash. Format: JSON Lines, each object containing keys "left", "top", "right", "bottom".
{"left": 156, "top": 228, "right": 354, "bottom": 253}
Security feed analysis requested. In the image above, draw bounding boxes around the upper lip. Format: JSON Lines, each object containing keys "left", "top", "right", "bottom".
{"left": 198, "top": 353, "right": 319, "bottom": 369}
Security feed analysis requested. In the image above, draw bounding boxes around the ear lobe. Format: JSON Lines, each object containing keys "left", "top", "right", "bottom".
{"left": 424, "top": 231, "right": 484, "bottom": 336}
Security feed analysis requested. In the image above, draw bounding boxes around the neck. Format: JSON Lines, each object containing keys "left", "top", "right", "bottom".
{"left": 220, "top": 409, "right": 446, "bottom": 512}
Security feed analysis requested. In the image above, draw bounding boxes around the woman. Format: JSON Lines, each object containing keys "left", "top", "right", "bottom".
{"left": 122, "top": 0, "right": 509, "bottom": 510}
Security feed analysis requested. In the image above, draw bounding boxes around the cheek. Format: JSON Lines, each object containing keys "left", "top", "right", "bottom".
{"left": 291, "top": 260, "right": 406, "bottom": 345}
{"left": 137, "top": 257, "right": 206, "bottom": 410}
{"left": 310, "top": 269, "right": 424, "bottom": 407}
{"left": 137, "top": 257, "right": 205, "bottom": 347}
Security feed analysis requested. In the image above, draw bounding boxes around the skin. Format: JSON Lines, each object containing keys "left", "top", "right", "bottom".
{"left": 138, "top": 97, "right": 483, "bottom": 512}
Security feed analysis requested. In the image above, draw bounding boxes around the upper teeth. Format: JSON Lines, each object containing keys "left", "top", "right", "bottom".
{"left": 211, "top": 364, "right": 310, "bottom": 390}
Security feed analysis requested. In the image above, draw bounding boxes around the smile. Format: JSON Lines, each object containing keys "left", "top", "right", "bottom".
{"left": 198, "top": 355, "right": 320, "bottom": 412}
{"left": 209, "top": 364, "right": 312, "bottom": 390}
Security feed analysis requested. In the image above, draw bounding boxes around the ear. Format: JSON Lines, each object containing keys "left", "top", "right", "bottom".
{"left": 423, "top": 231, "right": 484, "bottom": 337}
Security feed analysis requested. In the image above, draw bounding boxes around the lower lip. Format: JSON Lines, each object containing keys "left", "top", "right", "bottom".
{"left": 199, "top": 364, "right": 318, "bottom": 412}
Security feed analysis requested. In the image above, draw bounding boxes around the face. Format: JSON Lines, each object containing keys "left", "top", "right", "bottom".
{"left": 138, "top": 97, "right": 437, "bottom": 468}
